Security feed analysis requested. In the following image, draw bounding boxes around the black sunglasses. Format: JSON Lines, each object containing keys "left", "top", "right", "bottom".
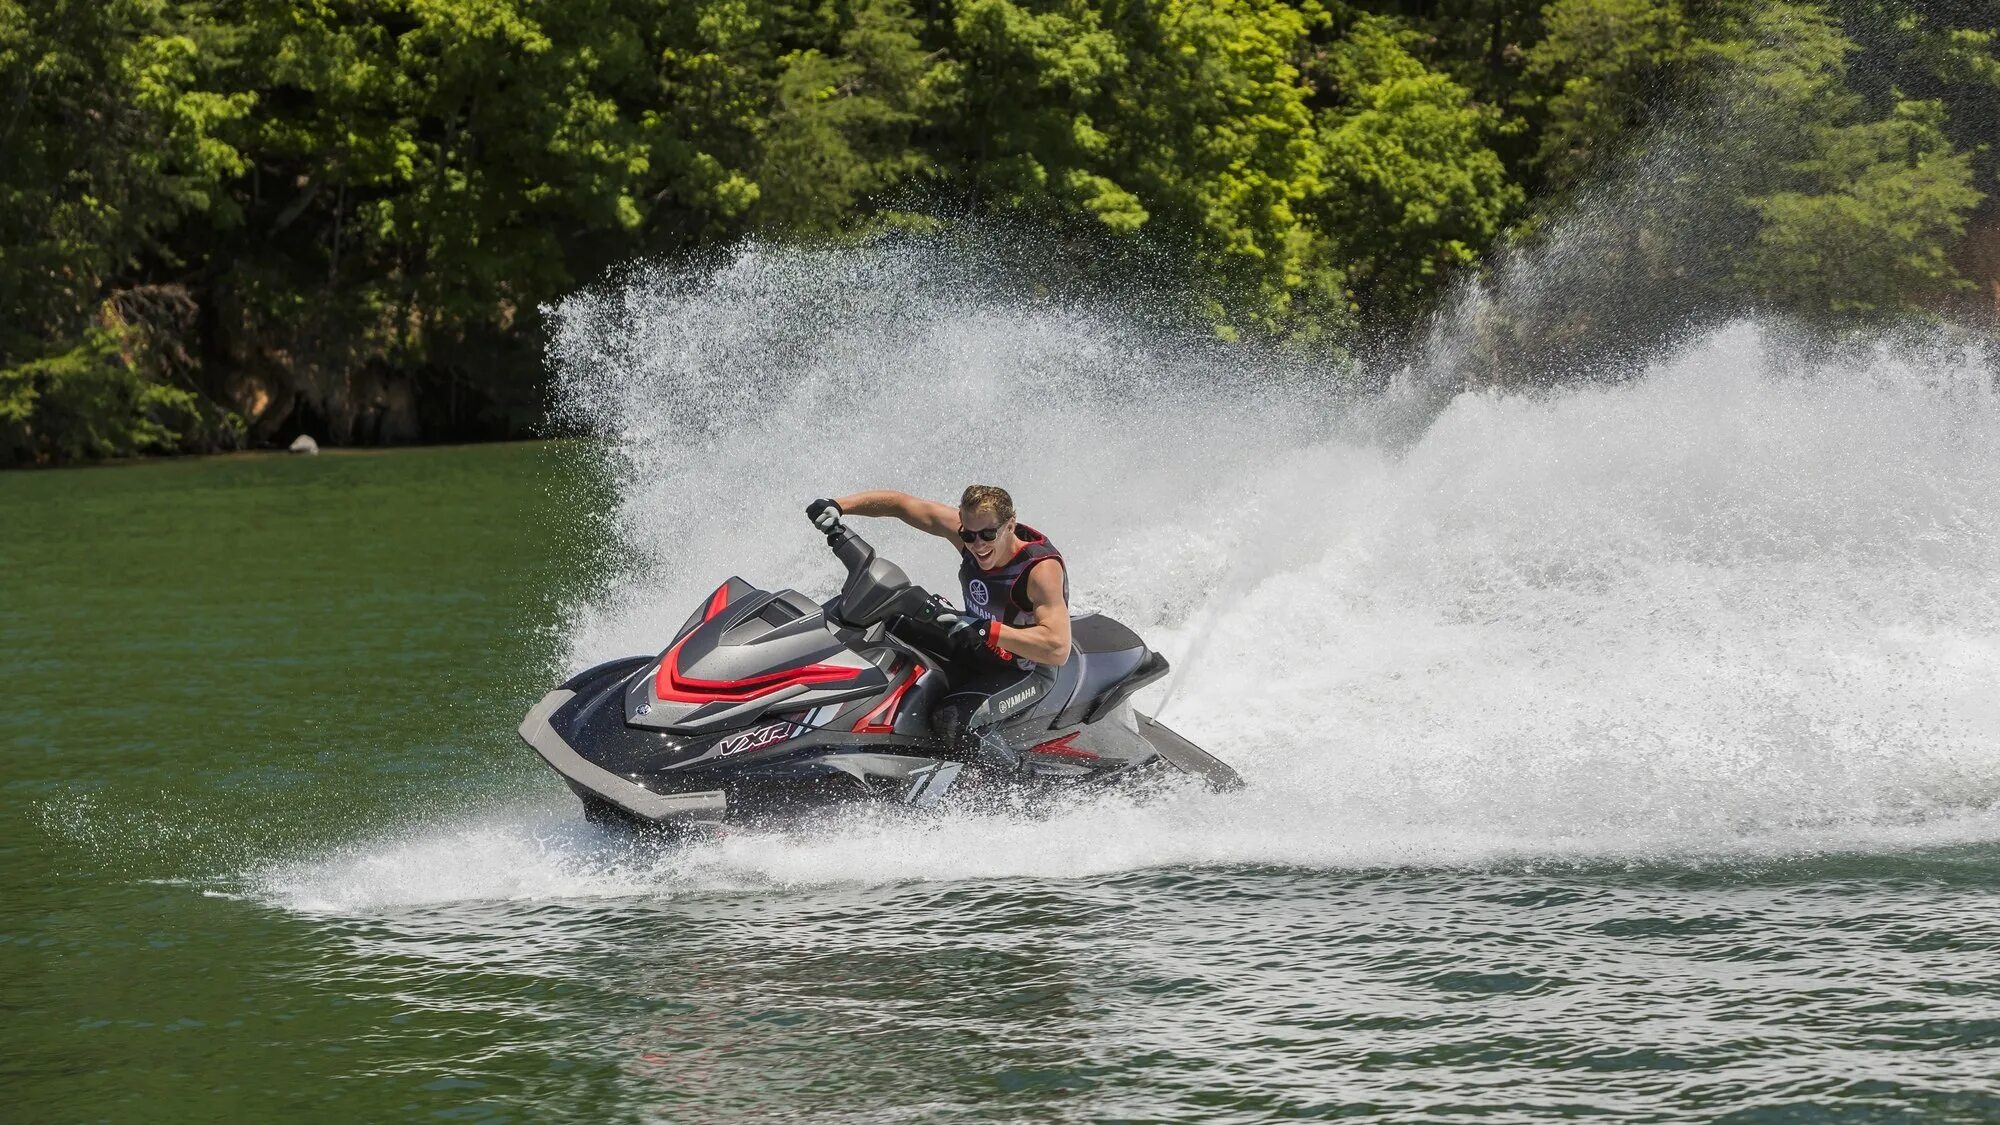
{"left": 957, "top": 526, "right": 1003, "bottom": 543}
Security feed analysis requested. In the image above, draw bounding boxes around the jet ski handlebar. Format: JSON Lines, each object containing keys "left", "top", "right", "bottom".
{"left": 813, "top": 515, "right": 935, "bottom": 629}
{"left": 822, "top": 519, "right": 876, "bottom": 577}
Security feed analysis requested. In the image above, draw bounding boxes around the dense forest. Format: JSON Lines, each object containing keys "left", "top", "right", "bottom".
{"left": 3, "top": 0, "right": 1996, "bottom": 466}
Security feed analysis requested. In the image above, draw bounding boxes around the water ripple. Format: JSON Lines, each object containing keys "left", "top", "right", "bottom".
{"left": 226, "top": 847, "right": 2000, "bottom": 1121}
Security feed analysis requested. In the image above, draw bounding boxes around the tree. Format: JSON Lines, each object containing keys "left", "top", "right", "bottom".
{"left": 1733, "top": 69, "right": 1980, "bottom": 313}
{"left": 1517, "top": 0, "right": 1982, "bottom": 323}
{"left": 1097, "top": 0, "right": 1331, "bottom": 334}
{"left": 754, "top": 0, "right": 941, "bottom": 234}
{"left": 0, "top": 0, "right": 250, "bottom": 464}
{"left": 1827, "top": 0, "right": 2000, "bottom": 186}
{"left": 213, "top": 0, "right": 704, "bottom": 441}
{"left": 1313, "top": 14, "right": 1521, "bottom": 320}
{"left": 1522, "top": 0, "right": 1689, "bottom": 185}
{"left": 933, "top": 0, "right": 1133, "bottom": 222}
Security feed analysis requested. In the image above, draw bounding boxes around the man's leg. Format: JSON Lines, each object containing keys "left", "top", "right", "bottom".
{"left": 931, "top": 663, "right": 1035, "bottom": 776}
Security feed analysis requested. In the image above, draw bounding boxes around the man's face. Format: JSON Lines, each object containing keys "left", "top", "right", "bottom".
{"left": 959, "top": 508, "right": 1015, "bottom": 569}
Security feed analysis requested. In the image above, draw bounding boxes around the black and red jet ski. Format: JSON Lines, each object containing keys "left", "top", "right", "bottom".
{"left": 519, "top": 511, "right": 1241, "bottom": 834}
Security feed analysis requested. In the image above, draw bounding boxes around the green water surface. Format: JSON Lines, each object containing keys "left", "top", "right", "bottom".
{"left": 3, "top": 445, "right": 594, "bottom": 1117}
{"left": 5, "top": 446, "right": 1997, "bottom": 1123}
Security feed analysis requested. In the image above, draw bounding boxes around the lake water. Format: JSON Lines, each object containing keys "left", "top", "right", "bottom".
{"left": 8, "top": 251, "right": 2000, "bottom": 1119}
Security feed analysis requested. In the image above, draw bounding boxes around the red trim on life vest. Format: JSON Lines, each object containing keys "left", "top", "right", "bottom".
{"left": 1028, "top": 731, "right": 1098, "bottom": 761}
{"left": 1010, "top": 556, "right": 1063, "bottom": 615}
{"left": 852, "top": 664, "right": 921, "bottom": 734}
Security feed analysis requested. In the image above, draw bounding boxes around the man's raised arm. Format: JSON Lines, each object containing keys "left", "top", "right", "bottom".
{"left": 828, "top": 490, "right": 960, "bottom": 540}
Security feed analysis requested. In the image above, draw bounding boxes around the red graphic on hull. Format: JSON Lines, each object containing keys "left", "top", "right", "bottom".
{"left": 655, "top": 582, "right": 867, "bottom": 704}
{"left": 1028, "top": 731, "right": 1099, "bottom": 761}
{"left": 853, "top": 665, "right": 921, "bottom": 734}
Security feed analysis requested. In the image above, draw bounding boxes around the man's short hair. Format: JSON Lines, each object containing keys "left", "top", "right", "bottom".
{"left": 959, "top": 484, "right": 1015, "bottom": 523}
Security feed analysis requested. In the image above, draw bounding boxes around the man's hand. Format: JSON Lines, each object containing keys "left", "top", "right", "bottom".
{"left": 807, "top": 498, "right": 842, "bottom": 532}
{"left": 943, "top": 616, "right": 984, "bottom": 657}
{"left": 942, "top": 613, "right": 1012, "bottom": 661}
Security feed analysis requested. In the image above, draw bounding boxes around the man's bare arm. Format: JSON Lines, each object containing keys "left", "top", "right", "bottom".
{"left": 832, "top": 490, "right": 959, "bottom": 540}
{"left": 995, "top": 562, "right": 1072, "bottom": 666}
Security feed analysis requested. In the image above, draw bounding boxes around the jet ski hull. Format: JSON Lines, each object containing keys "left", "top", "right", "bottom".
{"left": 519, "top": 522, "right": 1241, "bottom": 833}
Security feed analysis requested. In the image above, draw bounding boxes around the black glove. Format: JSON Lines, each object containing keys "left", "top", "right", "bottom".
{"left": 807, "top": 498, "right": 841, "bottom": 533}
{"left": 940, "top": 612, "right": 995, "bottom": 659}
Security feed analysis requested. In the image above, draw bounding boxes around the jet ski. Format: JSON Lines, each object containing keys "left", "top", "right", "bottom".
{"left": 517, "top": 510, "right": 1242, "bottom": 835}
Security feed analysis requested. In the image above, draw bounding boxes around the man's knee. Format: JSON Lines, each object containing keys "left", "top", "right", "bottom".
{"left": 932, "top": 694, "right": 984, "bottom": 747}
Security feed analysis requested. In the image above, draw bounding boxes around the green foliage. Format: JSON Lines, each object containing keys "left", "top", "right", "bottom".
{"left": 756, "top": 0, "right": 940, "bottom": 234}
{"left": 0, "top": 325, "right": 210, "bottom": 464}
{"left": 1096, "top": 0, "right": 1329, "bottom": 332}
{"left": 1518, "top": 0, "right": 1984, "bottom": 323}
{"left": 0, "top": 0, "right": 251, "bottom": 464}
{"left": 1823, "top": 0, "right": 2000, "bottom": 196}
{"left": 1, "top": 0, "right": 1993, "bottom": 464}
{"left": 0, "top": 0, "right": 249, "bottom": 352}
{"left": 1316, "top": 16, "right": 1521, "bottom": 318}
{"left": 1361, "top": 0, "right": 1545, "bottom": 97}
{"left": 937, "top": 0, "right": 1129, "bottom": 218}
{"left": 238, "top": 0, "right": 660, "bottom": 343}
{"left": 1524, "top": 0, "right": 1688, "bottom": 184}
{"left": 1742, "top": 99, "right": 1980, "bottom": 315}
{"left": 1714, "top": 3, "right": 1982, "bottom": 319}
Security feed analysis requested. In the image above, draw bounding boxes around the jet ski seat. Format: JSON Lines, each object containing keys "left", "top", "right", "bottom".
{"left": 1072, "top": 612, "right": 1145, "bottom": 654}
{"left": 1051, "top": 612, "right": 1166, "bottom": 726}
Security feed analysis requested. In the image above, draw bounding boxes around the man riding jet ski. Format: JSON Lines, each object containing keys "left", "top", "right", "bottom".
{"left": 517, "top": 491, "right": 1240, "bottom": 835}
{"left": 813, "top": 485, "right": 1070, "bottom": 777}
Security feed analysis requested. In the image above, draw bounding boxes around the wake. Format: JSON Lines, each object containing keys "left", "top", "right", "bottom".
{"left": 266, "top": 235, "right": 2000, "bottom": 910}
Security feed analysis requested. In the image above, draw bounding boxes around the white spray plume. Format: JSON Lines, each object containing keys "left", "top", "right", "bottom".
{"left": 259, "top": 233, "right": 2000, "bottom": 912}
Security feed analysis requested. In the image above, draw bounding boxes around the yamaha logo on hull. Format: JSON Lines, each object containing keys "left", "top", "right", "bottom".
{"left": 993, "top": 684, "right": 1037, "bottom": 715}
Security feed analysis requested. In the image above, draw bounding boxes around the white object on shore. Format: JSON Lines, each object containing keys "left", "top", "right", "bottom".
{"left": 289, "top": 434, "right": 320, "bottom": 455}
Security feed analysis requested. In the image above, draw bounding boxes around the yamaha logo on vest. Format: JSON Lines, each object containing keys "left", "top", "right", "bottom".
{"left": 968, "top": 579, "right": 990, "bottom": 608}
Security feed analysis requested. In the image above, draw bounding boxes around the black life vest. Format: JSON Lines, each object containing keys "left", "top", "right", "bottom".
{"left": 959, "top": 524, "right": 1067, "bottom": 635}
